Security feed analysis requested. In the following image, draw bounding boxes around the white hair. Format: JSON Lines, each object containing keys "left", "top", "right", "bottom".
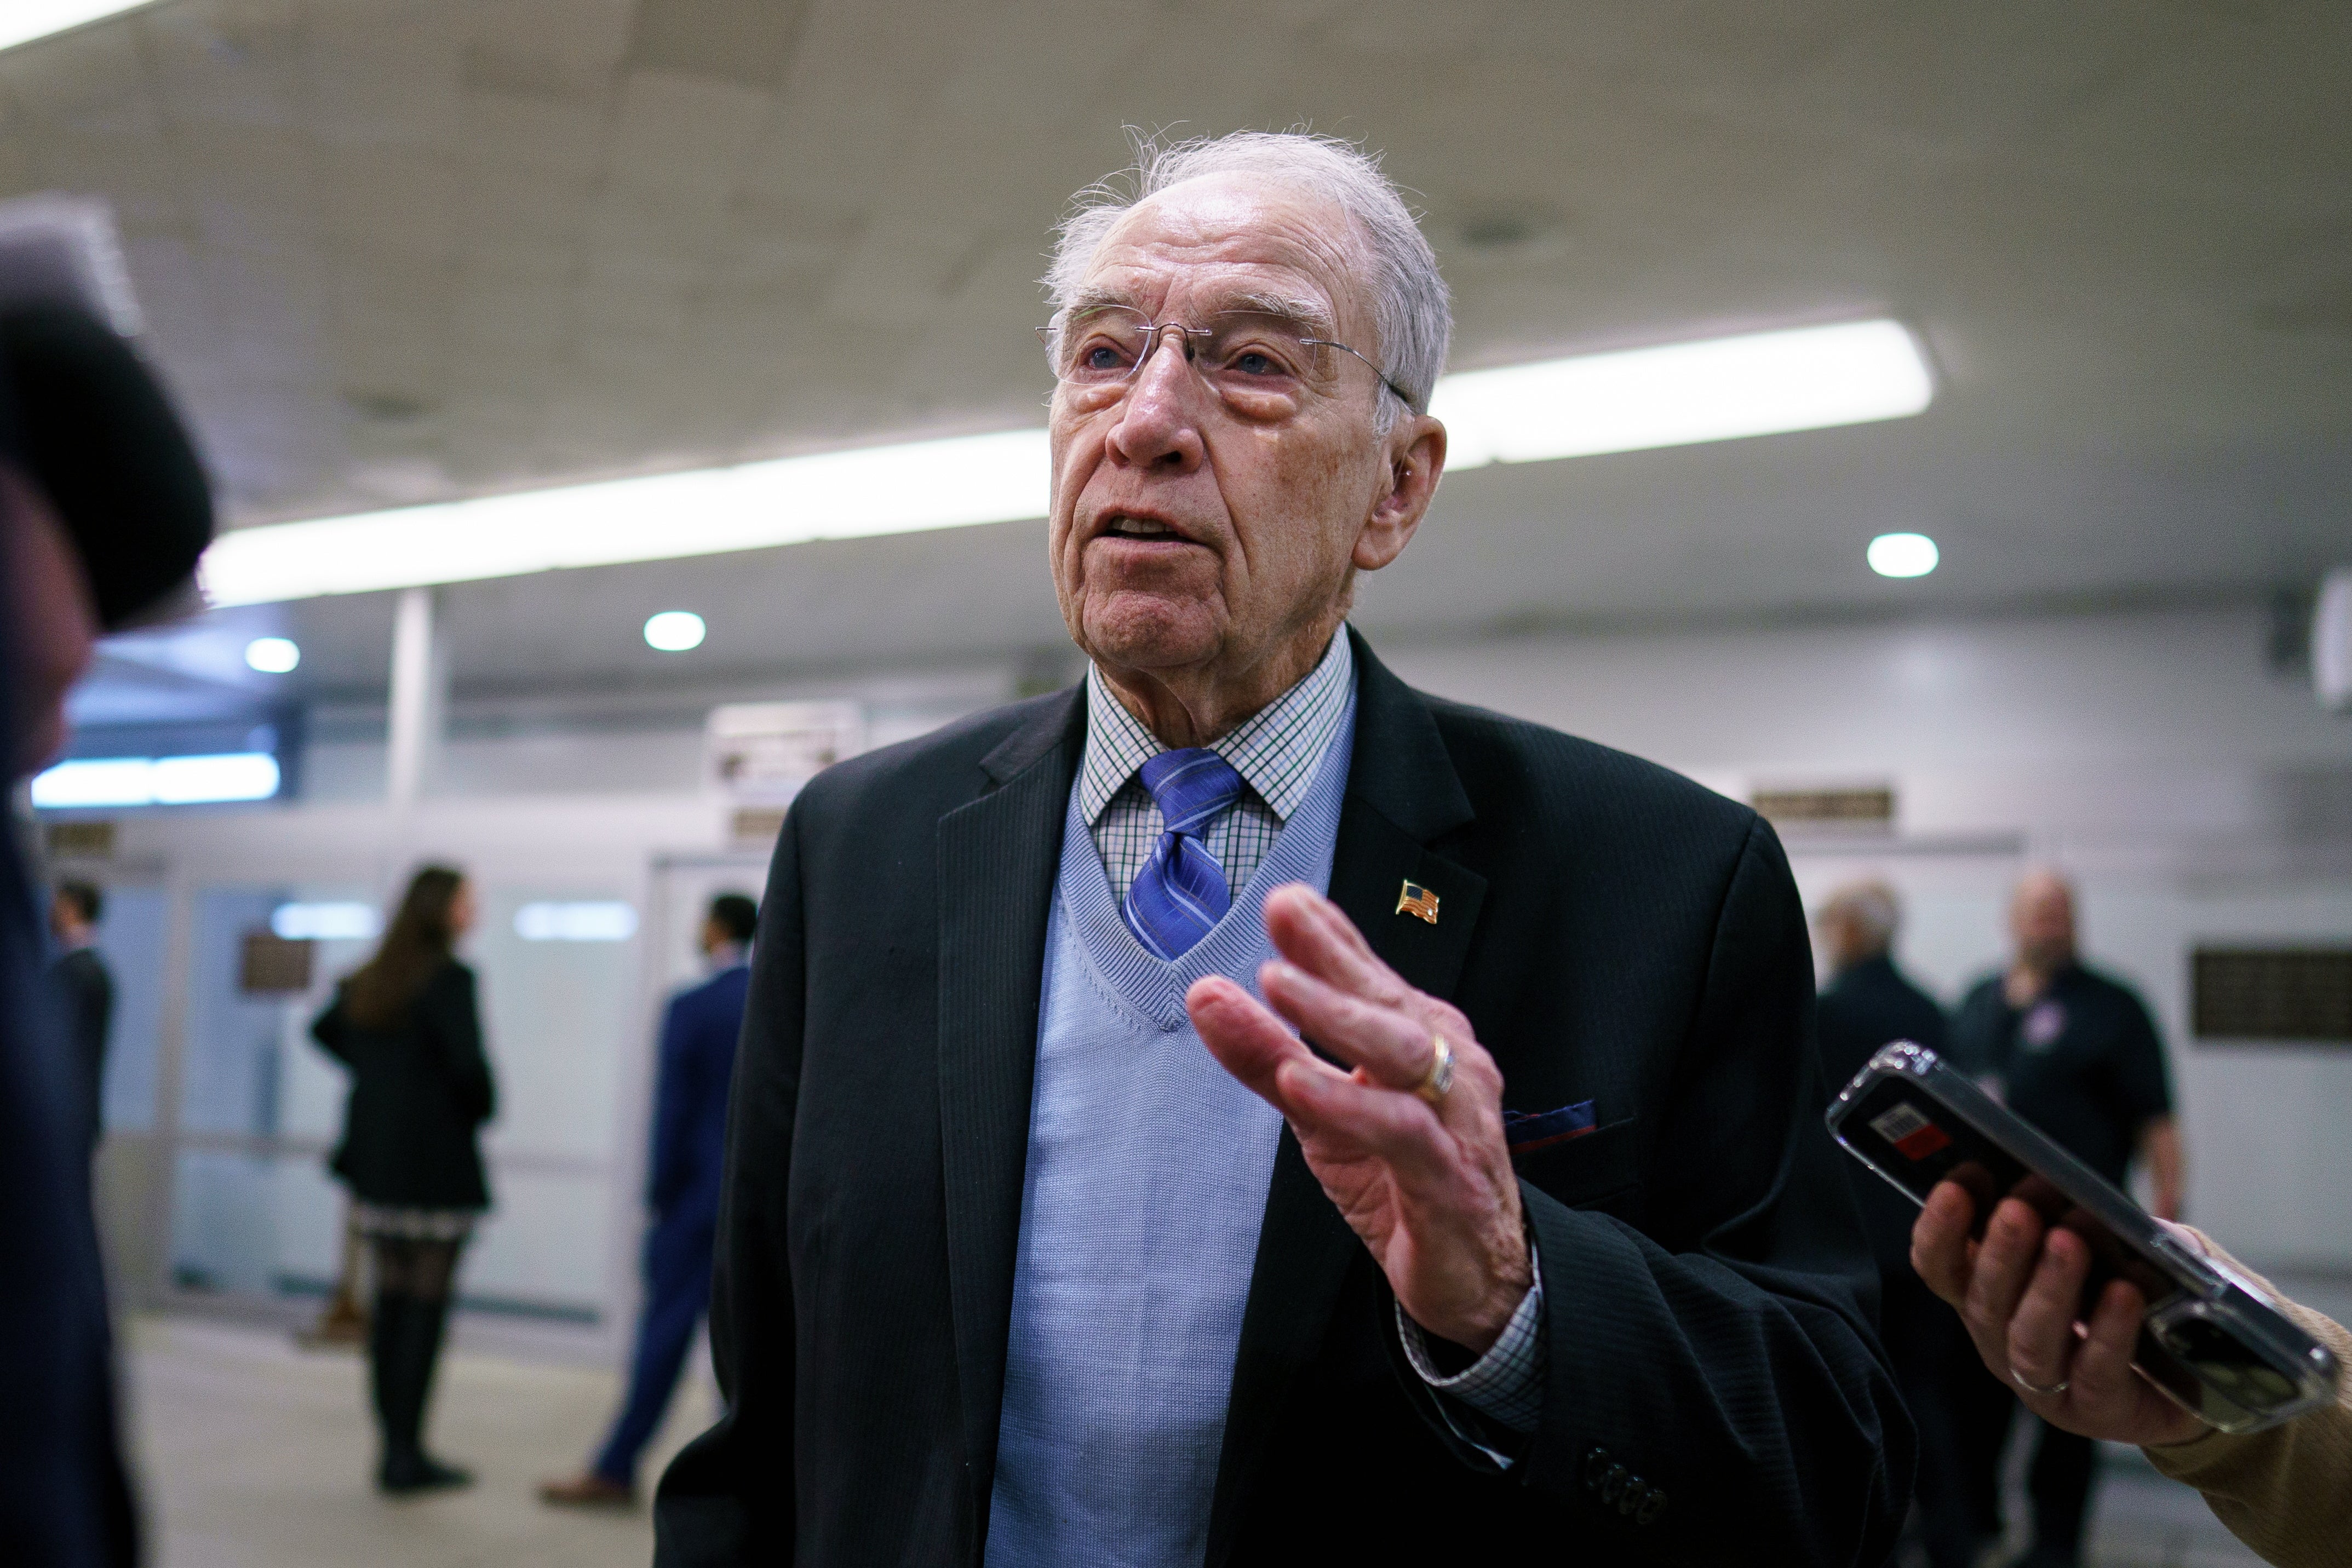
{"left": 1043, "top": 130, "right": 1452, "bottom": 434}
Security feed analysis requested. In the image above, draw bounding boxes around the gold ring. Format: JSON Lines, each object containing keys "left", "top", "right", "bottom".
{"left": 1413, "top": 1036, "right": 1455, "bottom": 1107}
{"left": 2011, "top": 1367, "right": 2069, "bottom": 1397}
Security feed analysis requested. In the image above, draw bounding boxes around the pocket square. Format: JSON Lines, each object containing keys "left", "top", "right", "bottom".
{"left": 1504, "top": 1100, "right": 1598, "bottom": 1154}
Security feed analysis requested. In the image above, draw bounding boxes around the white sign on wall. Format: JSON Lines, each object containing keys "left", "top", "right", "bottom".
{"left": 706, "top": 702, "right": 867, "bottom": 849}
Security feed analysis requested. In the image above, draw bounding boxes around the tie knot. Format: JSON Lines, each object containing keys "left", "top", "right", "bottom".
{"left": 1138, "top": 748, "right": 1245, "bottom": 837}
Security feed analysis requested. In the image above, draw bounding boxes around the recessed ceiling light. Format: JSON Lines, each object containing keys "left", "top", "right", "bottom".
{"left": 644, "top": 611, "right": 706, "bottom": 652}
{"left": 0, "top": 1, "right": 158, "bottom": 53}
{"left": 244, "top": 636, "right": 300, "bottom": 673}
{"left": 1867, "top": 532, "right": 1940, "bottom": 578}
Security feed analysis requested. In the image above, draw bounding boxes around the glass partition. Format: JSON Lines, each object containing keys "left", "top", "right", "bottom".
{"left": 164, "top": 879, "right": 638, "bottom": 1323}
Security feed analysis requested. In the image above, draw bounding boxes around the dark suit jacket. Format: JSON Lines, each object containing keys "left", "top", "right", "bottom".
{"left": 655, "top": 631, "right": 1911, "bottom": 1566}
{"left": 311, "top": 960, "right": 496, "bottom": 1210}
{"left": 51, "top": 945, "right": 113, "bottom": 1151}
{"left": 2, "top": 858, "right": 136, "bottom": 1563}
{"left": 649, "top": 962, "right": 751, "bottom": 1232}
{"left": 1816, "top": 955, "right": 1951, "bottom": 1281}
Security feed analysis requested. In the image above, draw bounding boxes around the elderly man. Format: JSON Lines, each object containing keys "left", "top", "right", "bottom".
{"left": 655, "top": 132, "right": 1908, "bottom": 1566}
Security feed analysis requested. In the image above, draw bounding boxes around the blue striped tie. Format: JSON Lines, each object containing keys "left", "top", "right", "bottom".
{"left": 1122, "top": 748, "right": 1247, "bottom": 960}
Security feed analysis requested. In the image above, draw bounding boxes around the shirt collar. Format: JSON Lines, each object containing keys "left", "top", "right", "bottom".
{"left": 1077, "top": 628, "right": 1354, "bottom": 826}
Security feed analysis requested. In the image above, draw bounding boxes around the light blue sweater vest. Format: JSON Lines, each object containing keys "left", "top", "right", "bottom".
{"left": 983, "top": 699, "right": 1357, "bottom": 1568}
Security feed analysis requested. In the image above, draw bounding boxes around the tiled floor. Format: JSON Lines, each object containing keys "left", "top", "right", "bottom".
{"left": 123, "top": 1313, "right": 2280, "bottom": 1567}
{"left": 125, "top": 1315, "right": 707, "bottom": 1568}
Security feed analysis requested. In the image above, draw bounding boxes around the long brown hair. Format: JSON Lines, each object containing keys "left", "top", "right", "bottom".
{"left": 343, "top": 865, "right": 466, "bottom": 1028}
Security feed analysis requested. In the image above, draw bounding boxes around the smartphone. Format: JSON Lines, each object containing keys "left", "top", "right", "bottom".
{"left": 1827, "top": 1041, "right": 2340, "bottom": 1434}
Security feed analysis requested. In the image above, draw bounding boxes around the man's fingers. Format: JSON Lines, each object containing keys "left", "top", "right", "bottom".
{"left": 2069, "top": 1278, "right": 2147, "bottom": 1410}
{"left": 1187, "top": 975, "right": 1330, "bottom": 1102}
{"left": 2006, "top": 1226, "right": 2090, "bottom": 1393}
{"left": 1912, "top": 1182, "right": 1977, "bottom": 1305}
{"left": 1273, "top": 1055, "right": 1453, "bottom": 1183}
{"left": 1264, "top": 884, "right": 1412, "bottom": 1007}
{"left": 1259, "top": 956, "right": 1438, "bottom": 1092}
{"left": 1964, "top": 1198, "right": 2047, "bottom": 1347}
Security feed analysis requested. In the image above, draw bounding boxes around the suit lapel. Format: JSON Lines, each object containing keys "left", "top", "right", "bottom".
{"left": 1205, "top": 633, "right": 1488, "bottom": 1564}
{"left": 934, "top": 687, "right": 1084, "bottom": 1554}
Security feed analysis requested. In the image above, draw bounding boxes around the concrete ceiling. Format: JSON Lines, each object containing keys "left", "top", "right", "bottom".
{"left": 13, "top": 0, "right": 2351, "bottom": 720}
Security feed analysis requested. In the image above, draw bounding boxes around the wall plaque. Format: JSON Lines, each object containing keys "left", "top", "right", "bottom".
{"left": 1752, "top": 786, "right": 1896, "bottom": 828}
{"left": 239, "top": 931, "right": 315, "bottom": 995}
{"left": 2192, "top": 948, "right": 2352, "bottom": 1044}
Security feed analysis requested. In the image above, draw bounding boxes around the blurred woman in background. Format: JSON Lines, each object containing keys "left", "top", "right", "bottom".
{"left": 312, "top": 865, "right": 496, "bottom": 1495}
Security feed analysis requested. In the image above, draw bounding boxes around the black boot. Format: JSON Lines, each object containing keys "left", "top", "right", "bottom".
{"left": 372, "top": 1291, "right": 472, "bottom": 1494}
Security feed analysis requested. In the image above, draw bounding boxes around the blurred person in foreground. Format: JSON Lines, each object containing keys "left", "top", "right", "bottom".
{"left": 1814, "top": 880, "right": 1980, "bottom": 1568}
{"left": 1948, "top": 868, "right": 2184, "bottom": 1567}
{"left": 49, "top": 879, "right": 114, "bottom": 1155}
{"left": 655, "top": 130, "right": 1909, "bottom": 1566}
{"left": 0, "top": 301, "right": 214, "bottom": 1563}
{"left": 1913, "top": 1185, "right": 2352, "bottom": 1568}
{"left": 541, "top": 891, "right": 758, "bottom": 1508}
{"left": 311, "top": 866, "right": 497, "bottom": 1495}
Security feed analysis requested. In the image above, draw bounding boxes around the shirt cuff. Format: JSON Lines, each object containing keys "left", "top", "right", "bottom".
{"left": 1395, "top": 1238, "right": 1546, "bottom": 1463}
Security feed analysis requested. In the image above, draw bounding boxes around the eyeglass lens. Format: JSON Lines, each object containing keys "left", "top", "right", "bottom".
{"left": 1043, "top": 307, "right": 1337, "bottom": 391}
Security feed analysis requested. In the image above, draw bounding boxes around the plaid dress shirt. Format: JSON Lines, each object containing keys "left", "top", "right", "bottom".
{"left": 1079, "top": 629, "right": 1355, "bottom": 903}
{"left": 1076, "top": 627, "right": 1547, "bottom": 1455}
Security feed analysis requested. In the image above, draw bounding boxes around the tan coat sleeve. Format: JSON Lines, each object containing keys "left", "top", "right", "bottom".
{"left": 2141, "top": 1232, "right": 2352, "bottom": 1568}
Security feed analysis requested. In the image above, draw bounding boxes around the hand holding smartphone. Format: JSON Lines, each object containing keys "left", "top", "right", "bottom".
{"left": 1827, "top": 1042, "right": 2338, "bottom": 1434}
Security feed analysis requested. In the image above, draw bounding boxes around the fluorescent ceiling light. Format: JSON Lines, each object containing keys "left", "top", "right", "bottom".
{"left": 203, "top": 429, "right": 1052, "bottom": 607}
{"left": 644, "top": 611, "right": 705, "bottom": 652}
{"left": 514, "top": 901, "right": 639, "bottom": 942}
{"left": 202, "top": 319, "right": 1934, "bottom": 606}
{"left": 1432, "top": 319, "right": 1932, "bottom": 469}
{"left": 31, "top": 751, "right": 282, "bottom": 808}
{"left": 0, "top": 2, "right": 157, "bottom": 53}
{"left": 1867, "top": 531, "right": 1940, "bottom": 578}
{"left": 272, "top": 901, "right": 380, "bottom": 941}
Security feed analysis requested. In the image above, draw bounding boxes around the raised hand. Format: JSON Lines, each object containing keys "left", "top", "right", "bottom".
{"left": 1187, "top": 883, "right": 1529, "bottom": 1353}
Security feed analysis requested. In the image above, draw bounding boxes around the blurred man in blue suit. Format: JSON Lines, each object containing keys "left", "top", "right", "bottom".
{"left": 541, "top": 892, "right": 758, "bottom": 1507}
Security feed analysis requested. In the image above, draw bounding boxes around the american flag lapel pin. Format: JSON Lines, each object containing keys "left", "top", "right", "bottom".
{"left": 1395, "top": 880, "right": 1440, "bottom": 924}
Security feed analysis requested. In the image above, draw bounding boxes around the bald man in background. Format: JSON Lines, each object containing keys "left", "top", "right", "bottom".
{"left": 1948, "top": 869, "right": 2184, "bottom": 1568}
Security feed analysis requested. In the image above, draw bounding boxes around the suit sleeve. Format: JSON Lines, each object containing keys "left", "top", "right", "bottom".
{"left": 654, "top": 814, "right": 806, "bottom": 1565}
{"left": 646, "top": 995, "right": 695, "bottom": 1214}
{"left": 1404, "top": 817, "right": 1913, "bottom": 1566}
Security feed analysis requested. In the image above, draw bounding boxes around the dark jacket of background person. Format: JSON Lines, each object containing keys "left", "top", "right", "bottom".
{"left": 51, "top": 943, "right": 113, "bottom": 1151}
{"left": 647, "top": 962, "right": 749, "bottom": 1233}
{"left": 312, "top": 960, "right": 496, "bottom": 1210}
{"left": 1816, "top": 952, "right": 1951, "bottom": 1278}
{"left": 654, "top": 637, "right": 1912, "bottom": 1568}
{"left": 1815, "top": 949, "right": 1982, "bottom": 1568}
{"left": 1949, "top": 961, "right": 2172, "bottom": 1185}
